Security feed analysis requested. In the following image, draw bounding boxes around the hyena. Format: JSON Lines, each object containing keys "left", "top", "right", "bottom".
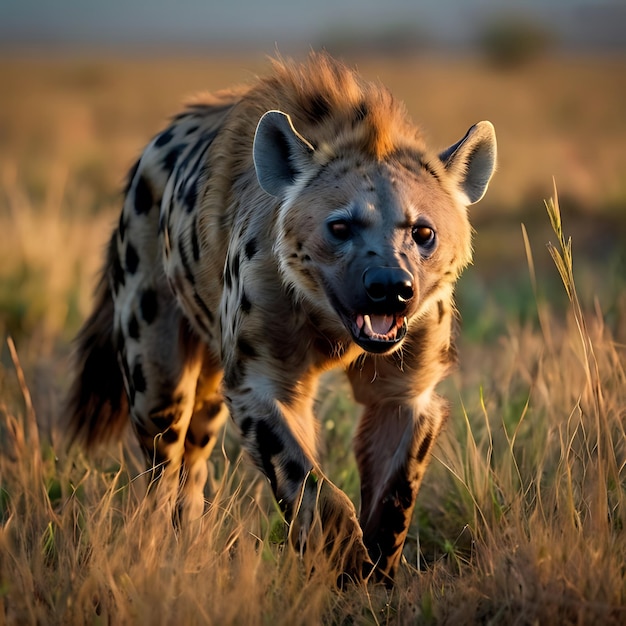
{"left": 66, "top": 52, "right": 496, "bottom": 584}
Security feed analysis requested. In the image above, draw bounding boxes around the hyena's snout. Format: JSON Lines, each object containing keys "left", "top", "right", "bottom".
{"left": 362, "top": 266, "right": 414, "bottom": 313}
{"left": 350, "top": 266, "right": 414, "bottom": 354}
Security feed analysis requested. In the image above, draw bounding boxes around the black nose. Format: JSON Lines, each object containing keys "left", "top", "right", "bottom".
{"left": 362, "top": 267, "right": 414, "bottom": 311}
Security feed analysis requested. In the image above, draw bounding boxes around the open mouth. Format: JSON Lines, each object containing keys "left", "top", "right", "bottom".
{"left": 351, "top": 313, "right": 408, "bottom": 354}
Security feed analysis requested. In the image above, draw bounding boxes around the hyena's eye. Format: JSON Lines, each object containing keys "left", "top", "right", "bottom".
{"left": 412, "top": 224, "right": 436, "bottom": 253}
{"left": 328, "top": 219, "right": 352, "bottom": 241}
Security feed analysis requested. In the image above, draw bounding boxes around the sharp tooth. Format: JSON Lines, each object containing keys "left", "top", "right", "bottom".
{"left": 363, "top": 314, "right": 374, "bottom": 337}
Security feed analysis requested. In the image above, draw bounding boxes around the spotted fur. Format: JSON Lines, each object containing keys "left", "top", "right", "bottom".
{"left": 66, "top": 52, "right": 496, "bottom": 584}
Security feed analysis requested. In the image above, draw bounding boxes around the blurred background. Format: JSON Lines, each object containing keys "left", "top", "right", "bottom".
{"left": 0, "top": 0, "right": 625, "bottom": 376}
{"left": 1, "top": 6, "right": 624, "bottom": 619}
{"left": 1, "top": 0, "right": 625, "bottom": 53}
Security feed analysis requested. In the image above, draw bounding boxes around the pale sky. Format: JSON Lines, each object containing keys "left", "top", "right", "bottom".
{"left": 0, "top": 0, "right": 622, "bottom": 50}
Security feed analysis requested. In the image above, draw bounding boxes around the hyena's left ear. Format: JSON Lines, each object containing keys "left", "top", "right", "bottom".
{"left": 439, "top": 121, "right": 497, "bottom": 205}
{"left": 253, "top": 110, "right": 315, "bottom": 198}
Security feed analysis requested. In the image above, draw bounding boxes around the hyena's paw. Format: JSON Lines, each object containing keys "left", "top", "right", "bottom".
{"left": 289, "top": 476, "right": 374, "bottom": 585}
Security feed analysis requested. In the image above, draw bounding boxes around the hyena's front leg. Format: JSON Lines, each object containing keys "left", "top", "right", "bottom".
{"left": 224, "top": 376, "right": 372, "bottom": 581}
{"left": 348, "top": 358, "right": 449, "bottom": 583}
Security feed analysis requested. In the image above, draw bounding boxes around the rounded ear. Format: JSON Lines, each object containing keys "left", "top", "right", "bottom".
{"left": 253, "top": 110, "right": 315, "bottom": 198}
{"left": 439, "top": 121, "right": 497, "bottom": 205}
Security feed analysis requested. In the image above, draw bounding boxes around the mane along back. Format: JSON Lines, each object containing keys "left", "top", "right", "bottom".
{"left": 208, "top": 52, "right": 428, "bottom": 170}
{"left": 262, "top": 53, "right": 425, "bottom": 160}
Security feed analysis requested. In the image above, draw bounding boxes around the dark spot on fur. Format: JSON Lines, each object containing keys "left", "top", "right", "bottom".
{"left": 416, "top": 432, "right": 433, "bottom": 463}
{"left": 202, "top": 128, "right": 218, "bottom": 144}
{"left": 223, "top": 264, "right": 232, "bottom": 290}
{"left": 176, "top": 178, "right": 185, "bottom": 203}
{"left": 237, "top": 337, "right": 258, "bottom": 359}
{"left": 239, "top": 417, "right": 253, "bottom": 437}
{"left": 125, "top": 242, "right": 139, "bottom": 274}
{"left": 118, "top": 212, "right": 127, "bottom": 242}
{"left": 199, "top": 434, "right": 211, "bottom": 448}
{"left": 283, "top": 460, "right": 306, "bottom": 486}
{"left": 152, "top": 413, "right": 175, "bottom": 432}
{"left": 296, "top": 241, "right": 303, "bottom": 251}
{"left": 437, "top": 300, "right": 445, "bottom": 324}
{"left": 184, "top": 178, "right": 198, "bottom": 213}
{"left": 205, "top": 401, "right": 223, "bottom": 419}
{"left": 179, "top": 137, "right": 209, "bottom": 175}
{"left": 255, "top": 419, "right": 285, "bottom": 493}
{"left": 186, "top": 429, "right": 196, "bottom": 445}
{"left": 245, "top": 238, "right": 258, "bottom": 260}
{"left": 307, "top": 311, "right": 321, "bottom": 327}
{"left": 231, "top": 252, "right": 240, "bottom": 282}
{"left": 110, "top": 244, "right": 125, "bottom": 292}
{"left": 240, "top": 291, "right": 252, "bottom": 314}
{"left": 151, "top": 450, "right": 170, "bottom": 468}
{"left": 128, "top": 314, "right": 140, "bottom": 339}
{"left": 365, "top": 473, "right": 415, "bottom": 566}
{"left": 306, "top": 93, "right": 331, "bottom": 122}
{"left": 155, "top": 127, "right": 174, "bottom": 148}
{"left": 191, "top": 222, "right": 200, "bottom": 261}
{"left": 193, "top": 293, "right": 214, "bottom": 324}
{"left": 134, "top": 420, "right": 151, "bottom": 441}
{"left": 185, "top": 124, "right": 199, "bottom": 136}
{"left": 161, "top": 428, "right": 179, "bottom": 444}
{"left": 140, "top": 289, "right": 158, "bottom": 324}
{"left": 162, "top": 144, "right": 186, "bottom": 172}
{"left": 421, "top": 159, "right": 441, "bottom": 181}
{"left": 134, "top": 175, "right": 153, "bottom": 215}
{"left": 132, "top": 361, "right": 147, "bottom": 394}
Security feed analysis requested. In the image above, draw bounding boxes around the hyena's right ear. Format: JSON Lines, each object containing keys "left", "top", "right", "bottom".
{"left": 439, "top": 121, "right": 497, "bottom": 205}
{"left": 253, "top": 110, "right": 315, "bottom": 198}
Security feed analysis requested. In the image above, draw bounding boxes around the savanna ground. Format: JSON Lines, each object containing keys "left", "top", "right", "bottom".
{"left": 0, "top": 52, "right": 625, "bottom": 624}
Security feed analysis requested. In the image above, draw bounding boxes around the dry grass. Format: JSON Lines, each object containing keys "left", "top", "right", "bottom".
{"left": 0, "top": 53, "right": 625, "bottom": 624}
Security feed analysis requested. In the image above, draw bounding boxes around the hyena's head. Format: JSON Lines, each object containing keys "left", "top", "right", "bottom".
{"left": 253, "top": 109, "right": 496, "bottom": 355}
